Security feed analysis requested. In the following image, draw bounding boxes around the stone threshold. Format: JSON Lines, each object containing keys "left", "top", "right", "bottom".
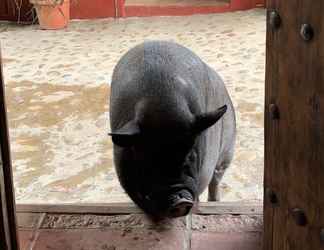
{"left": 17, "top": 202, "right": 263, "bottom": 250}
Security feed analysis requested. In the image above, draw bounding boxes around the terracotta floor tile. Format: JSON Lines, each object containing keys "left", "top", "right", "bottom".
{"left": 191, "top": 232, "right": 262, "bottom": 250}
{"left": 17, "top": 212, "right": 44, "bottom": 229}
{"left": 18, "top": 230, "right": 36, "bottom": 250}
{"left": 33, "top": 228, "right": 187, "bottom": 250}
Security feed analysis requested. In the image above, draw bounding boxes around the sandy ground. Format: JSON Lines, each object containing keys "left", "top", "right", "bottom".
{"left": 0, "top": 9, "right": 265, "bottom": 204}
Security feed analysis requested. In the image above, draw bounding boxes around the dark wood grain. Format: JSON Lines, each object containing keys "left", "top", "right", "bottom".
{"left": 264, "top": 2, "right": 280, "bottom": 250}
{"left": 0, "top": 159, "right": 11, "bottom": 250}
{"left": 0, "top": 0, "right": 33, "bottom": 23}
{"left": 0, "top": 44, "right": 20, "bottom": 250}
{"left": 264, "top": 1, "right": 324, "bottom": 249}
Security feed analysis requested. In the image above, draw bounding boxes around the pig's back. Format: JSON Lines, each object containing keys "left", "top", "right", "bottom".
{"left": 110, "top": 41, "right": 208, "bottom": 130}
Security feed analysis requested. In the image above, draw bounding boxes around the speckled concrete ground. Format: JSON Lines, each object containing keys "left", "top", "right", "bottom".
{"left": 0, "top": 9, "right": 266, "bottom": 204}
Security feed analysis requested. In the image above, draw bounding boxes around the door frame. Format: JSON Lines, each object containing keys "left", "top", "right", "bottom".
{"left": 0, "top": 44, "right": 20, "bottom": 250}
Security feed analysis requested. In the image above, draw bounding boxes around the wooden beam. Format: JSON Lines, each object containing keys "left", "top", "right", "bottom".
{"left": 0, "top": 44, "right": 19, "bottom": 249}
{"left": 17, "top": 203, "right": 142, "bottom": 215}
{"left": 193, "top": 202, "right": 263, "bottom": 215}
{"left": 16, "top": 202, "right": 262, "bottom": 215}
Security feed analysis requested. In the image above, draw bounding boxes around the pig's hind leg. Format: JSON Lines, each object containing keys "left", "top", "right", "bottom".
{"left": 207, "top": 163, "right": 228, "bottom": 201}
{"left": 208, "top": 152, "right": 233, "bottom": 201}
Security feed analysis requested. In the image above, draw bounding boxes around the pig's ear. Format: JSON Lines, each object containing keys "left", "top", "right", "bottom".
{"left": 108, "top": 120, "right": 140, "bottom": 147}
{"left": 192, "top": 105, "right": 227, "bottom": 134}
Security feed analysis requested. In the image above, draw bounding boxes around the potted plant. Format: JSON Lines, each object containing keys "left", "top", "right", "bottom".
{"left": 29, "top": 0, "right": 70, "bottom": 29}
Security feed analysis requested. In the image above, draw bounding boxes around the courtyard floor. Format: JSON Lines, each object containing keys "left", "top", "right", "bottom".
{"left": 0, "top": 8, "right": 265, "bottom": 204}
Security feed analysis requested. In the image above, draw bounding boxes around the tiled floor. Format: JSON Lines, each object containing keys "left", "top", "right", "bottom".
{"left": 17, "top": 210, "right": 263, "bottom": 250}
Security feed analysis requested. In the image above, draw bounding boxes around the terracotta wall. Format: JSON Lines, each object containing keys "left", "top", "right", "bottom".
{"left": 2, "top": 0, "right": 264, "bottom": 21}
{"left": 231, "top": 0, "right": 265, "bottom": 11}
{"left": 124, "top": 0, "right": 264, "bottom": 18}
{"left": 71, "top": 0, "right": 117, "bottom": 19}
{"left": 71, "top": 0, "right": 263, "bottom": 19}
{"left": 254, "top": 0, "right": 265, "bottom": 6}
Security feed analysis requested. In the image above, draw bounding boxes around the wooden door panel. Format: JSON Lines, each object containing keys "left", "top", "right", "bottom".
{"left": 264, "top": 1, "right": 324, "bottom": 249}
{"left": 0, "top": 0, "right": 33, "bottom": 22}
{"left": 0, "top": 0, "right": 11, "bottom": 19}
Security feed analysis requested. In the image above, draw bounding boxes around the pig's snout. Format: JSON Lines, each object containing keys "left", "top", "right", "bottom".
{"left": 167, "top": 190, "right": 194, "bottom": 218}
{"left": 168, "top": 198, "right": 193, "bottom": 217}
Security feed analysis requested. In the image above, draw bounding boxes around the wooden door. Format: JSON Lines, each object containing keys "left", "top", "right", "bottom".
{"left": 0, "top": 0, "right": 13, "bottom": 21}
{"left": 0, "top": 0, "right": 33, "bottom": 23}
{"left": 0, "top": 46, "right": 20, "bottom": 250}
{"left": 264, "top": 1, "right": 324, "bottom": 250}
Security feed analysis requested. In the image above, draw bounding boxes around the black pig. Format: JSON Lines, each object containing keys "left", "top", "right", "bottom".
{"left": 109, "top": 41, "right": 236, "bottom": 219}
